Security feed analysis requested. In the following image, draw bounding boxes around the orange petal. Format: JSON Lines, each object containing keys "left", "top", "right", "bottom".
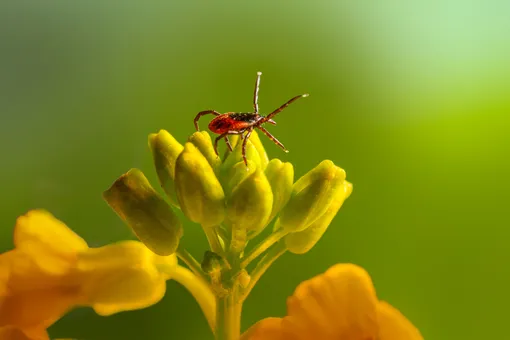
{"left": 241, "top": 317, "right": 285, "bottom": 340}
{"left": 377, "top": 301, "right": 423, "bottom": 340}
{"left": 0, "top": 326, "right": 49, "bottom": 340}
{"left": 282, "top": 263, "right": 379, "bottom": 340}
{"left": 0, "top": 286, "right": 81, "bottom": 330}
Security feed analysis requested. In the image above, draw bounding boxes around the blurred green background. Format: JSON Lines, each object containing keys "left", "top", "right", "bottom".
{"left": 1, "top": 2, "right": 509, "bottom": 339}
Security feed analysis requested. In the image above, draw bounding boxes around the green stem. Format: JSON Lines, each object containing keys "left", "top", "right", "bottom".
{"left": 172, "top": 265, "right": 216, "bottom": 333}
{"left": 175, "top": 245, "right": 208, "bottom": 281}
{"left": 241, "top": 241, "right": 287, "bottom": 301}
{"left": 215, "top": 288, "right": 242, "bottom": 340}
{"left": 204, "top": 226, "right": 224, "bottom": 255}
{"left": 240, "top": 228, "right": 288, "bottom": 268}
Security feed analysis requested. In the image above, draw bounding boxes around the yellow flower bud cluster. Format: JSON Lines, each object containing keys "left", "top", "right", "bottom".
{"left": 104, "top": 129, "right": 351, "bottom": 259}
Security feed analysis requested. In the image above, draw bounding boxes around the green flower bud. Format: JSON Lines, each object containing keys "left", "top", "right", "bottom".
{"left": 265, "top": 159, "right": 294, "bottom": 222}
{"left": 221, "top": 135, "right": 262, "bottom": 172}
{"left": 279, "top": 160, "right": 346, "bottom": 233}
{"left": 245, "top": 130, "right": 269, "bottom": 170}
{"left": 188, "top": 131, "right": 221, "bottom": 171}
{"left": 226, "top": 168, "right": 273, "bottom": 250}
{"left": 285, "top": 181, "right": 353, "bottom": 254}
{"left": 103, "top": 169, "right": 183, "bottom": 256}
{"left": 175, "top": 143, "right": 225, "bottom": 227}
{"left": 221, "top": 160, "right": 257, "bottom": 197}
{"left": 148, "top": 130, "right": 184, "bottom": 207}
{"left": 225, "top": 131, "right": 268, "bottom": 170}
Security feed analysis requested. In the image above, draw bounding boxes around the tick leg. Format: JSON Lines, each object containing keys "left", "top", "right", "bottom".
{"left": 224, "top": 135, "right": 233, "bottom": 151}
{"left": 256, "top": 126, "right": 288, "bottom": 153}
{"left": 261, "top": 93, "right": 309, "bottom": 123}
{"left": 241, "top": 128, "right": 253, "bottom": 166}
{"left": 253, "top": 72, "right": 262, "bottom": 114}
{"left": 214, "top": 131, "right": 242, "bottom": 157}
{"left": 194, "top": 110, "right": 221, "bottom": 131}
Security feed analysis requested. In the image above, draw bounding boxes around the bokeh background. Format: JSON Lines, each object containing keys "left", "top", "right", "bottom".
{"left": 1, "top": 2, "right": 509, "bottom": 339}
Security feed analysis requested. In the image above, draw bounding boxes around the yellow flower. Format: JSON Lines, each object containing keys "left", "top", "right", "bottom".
{"left": 0, "top": 210, "right": 212, "bottom": 340}
{"left": 241, "top": 264, "right": 423, "bottom": 340}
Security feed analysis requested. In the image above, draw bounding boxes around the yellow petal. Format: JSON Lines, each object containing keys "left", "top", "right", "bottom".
{"left": 1, "top": 250, "right": 69, "bottom": 292}
{"left": 377, "top": 301, "right": 423, "bottom": 340}
{"left": 76, "top": 241, "right": 177, "bottom": 316}
{"left": 240, "top": 317, "right": 284, "bottom": 340}
{"left": 13, "top": 210, "right": 87, "bottom": 275}
{"left": 282, "top": 264, "right": 378, "bottom": 339}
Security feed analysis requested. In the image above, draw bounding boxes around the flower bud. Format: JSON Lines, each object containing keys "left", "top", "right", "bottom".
{"left": 285, "top": 181, "right": 353, "bottom": 254}
{"left": 264, "top": 159, "right": 294, "bottom": 222}
{"left": 175, "top": 143, "right": 225, "bottom": 227}
{"left": 222, "top": 131, "right": 268, "bottom": 170}
{"left": 223, "top": 160, "right": 257, "bottom": 196}
{"left": 221, "top": 135, "right": 262, "bottom": 172}
{"left": 226, "top": 168, "right": 273, "bottom": 249}
{"left": 103, "top": 169, "right": 183, "bottom": 256}
{"left": 148, "top": 130, "right": 184, "bottom": 207}
{"left": 245, "top": 130, "right": 269, "bottom": 170}
{"left": 188, "top": 131, "right": 221, "bottom": 171}
{"left": 279, "top": 160, "right": 346, "bottom": 233}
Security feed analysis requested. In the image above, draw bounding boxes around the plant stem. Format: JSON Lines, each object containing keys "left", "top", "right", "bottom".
{"left": 175, "top": 245, "right": 207, "bottom": 281}
{"left": 240, "top": 228, "right": 288, "bottom": 268}
{"left": 241, "top": 241, "right": 287, "bottom": 301}
{"left": 172, "top": 265, "right": 216, "bottom": 332}
{"left": 204, "top": 226, "right": 224, "bottom": 255}
{"left": 215, "top": 287, "right": 242, "bottom": 340}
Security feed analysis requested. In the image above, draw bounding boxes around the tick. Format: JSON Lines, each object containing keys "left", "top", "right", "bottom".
{"left": 194, "top": 72, "right": 309, "bottom": 166}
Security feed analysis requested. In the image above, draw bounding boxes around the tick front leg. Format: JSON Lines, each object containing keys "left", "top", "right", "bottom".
{"left": 257, "top": 126, "right": 288, "bottom": 153}
{"left": 214, "top": 131, "right": 242, "bottom": 157}
{"left": 194, "top": 110, "right": 221, "bottom": 131}
{"left": 224, "top": 135, "right": 233, "bottom": 151}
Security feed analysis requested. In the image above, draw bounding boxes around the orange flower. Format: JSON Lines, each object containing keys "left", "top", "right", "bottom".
{"left": 0, "top": 210, "right": 179, "bottom": 340}
{"left": 241, "top": 264, "right": 423, "bottom": 340}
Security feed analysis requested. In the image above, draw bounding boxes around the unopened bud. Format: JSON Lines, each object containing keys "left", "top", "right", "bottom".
{"left": 221, "top": 135, "right": 262, "bottom": 172}
{"left": 148, "top": 130, "right": 184, "bottom": 207}
{"left": 175, "top": 143, "right": 225, "bottom": 227}
{"left": 103, "top": 169, "right": 183, "bottom": 256}
{"left": 279, "top": 160, "right": 346, "bottom": 233}
{"left": 264, "top": 159, "right": 294, "bottom": 222}
{"left": 285, "top": 181, "right": 352, "bottom": 254}
{"left": 188, "top": 131, "right": 221, "bottom": 171}
{"left": 226, "top": 168, "right": 273, "bottom": 249}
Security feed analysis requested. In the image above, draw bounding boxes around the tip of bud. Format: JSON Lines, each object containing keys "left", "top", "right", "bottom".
{"left": 257, "top": 71, "right": 262, "bottom": 75}
{"left": 302, "top": 93, "right": 309, "bottom": 97}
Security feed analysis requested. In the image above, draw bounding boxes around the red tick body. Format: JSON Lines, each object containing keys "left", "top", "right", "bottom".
{"left": 194, "top": 72, "right": 309, "bottom": 166}
{"left": 208, "top": 113, "right": 256, "bottom": 134}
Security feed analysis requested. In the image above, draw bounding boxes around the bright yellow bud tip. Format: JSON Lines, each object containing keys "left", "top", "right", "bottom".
{"left": 279, "top": 160, "right": 346, "bottom": 233}
{"left": 285, "top": 181, "right": 353, "bottom": 254}
{"left": 226, "top": 167, "right": 273, "bottom": 252}
{"left": 175, "top": 142, "right": 226, "bottom": 227}
{"left": 148, "top": 129, "right": 184, "bottom": 207}
{"left": 103, "top": 169, "right": 183, "bottom": 256}
{"left": 264, "top": 159, "right": 294, "bottom": 223}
